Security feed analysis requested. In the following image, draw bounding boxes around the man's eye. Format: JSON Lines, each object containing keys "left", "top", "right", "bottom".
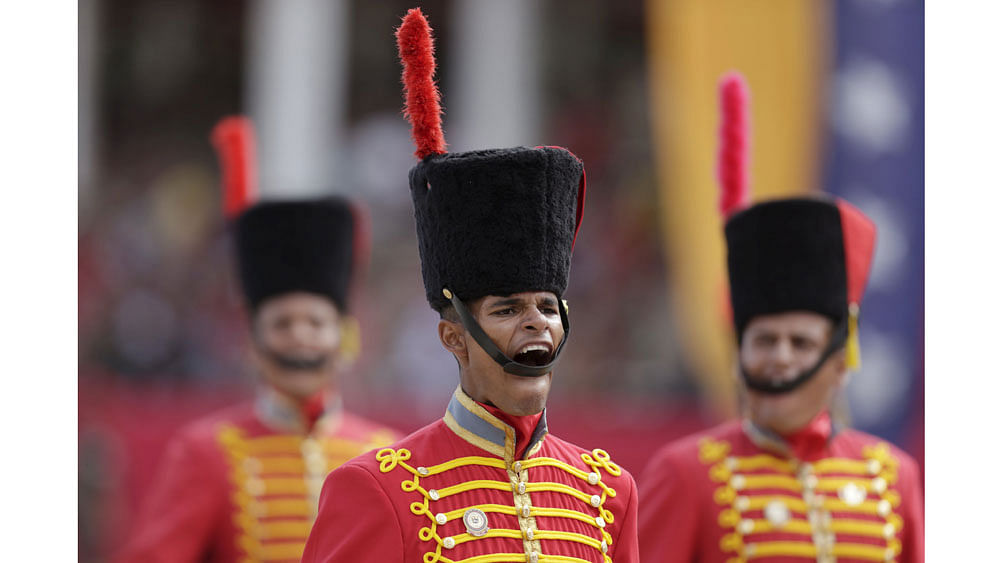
{"left": 541, "top": 307, "right": 558, "bottom": 315}
{"left": 492, "top": 307, "right": 515, "bottom": 316}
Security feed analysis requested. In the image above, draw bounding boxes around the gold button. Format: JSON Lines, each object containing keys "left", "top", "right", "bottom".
{"left": 442, "top": 288, "right": 453, "bottom": 299}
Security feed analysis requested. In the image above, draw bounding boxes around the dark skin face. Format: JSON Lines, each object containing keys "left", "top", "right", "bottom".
{"left": 251, "top": 292, "right": 345, "bottom": 404}
{"left": 739, "top": 311, "right": 848, "bottom": 435}
{"left": 438, "top": 291, "right": 565, "bottom": 416}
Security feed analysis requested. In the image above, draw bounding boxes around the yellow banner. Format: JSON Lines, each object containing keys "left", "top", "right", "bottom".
{"left": 646, "top": 0, "right": 829, "bottom": 416}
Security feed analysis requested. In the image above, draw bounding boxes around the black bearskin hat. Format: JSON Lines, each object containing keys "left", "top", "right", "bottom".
{"left": 410, "top": 147, "right": 584, "bottom": 311}
{"left": 212, "top": 117, "right": 363, "bottom": 313}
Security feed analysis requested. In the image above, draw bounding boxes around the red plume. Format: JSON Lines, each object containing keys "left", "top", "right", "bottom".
{"left": 396, "top": 8, "right": 447, "bottom": 159}
{"left": 210, "top": 116, "right": 258, "bottom": 219}
{"left": 716, "top": 71, "right": 751, "bottom": 218}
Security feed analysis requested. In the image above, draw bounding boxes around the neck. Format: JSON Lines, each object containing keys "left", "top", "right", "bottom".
{"left": 257, "top": 387, "right": 340, "bottom": 433}
{"left": 476, "top": 401, "right": 544, "bottom": 460}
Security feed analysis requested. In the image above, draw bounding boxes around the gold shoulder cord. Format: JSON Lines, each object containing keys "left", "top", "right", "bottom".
{"left": 376, "top": 447, "right": 623, "bottom": 563}
{"left": 699, "top": 437, "right": 906, "bottom": 562}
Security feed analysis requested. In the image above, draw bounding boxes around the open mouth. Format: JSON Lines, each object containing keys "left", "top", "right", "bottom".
{"left": 513, "top": 344, "right": 553, "bottom": 367}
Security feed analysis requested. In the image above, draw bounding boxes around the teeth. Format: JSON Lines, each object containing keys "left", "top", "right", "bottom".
{"left": 519, "top": 344, "right": 549, "bottom": 354}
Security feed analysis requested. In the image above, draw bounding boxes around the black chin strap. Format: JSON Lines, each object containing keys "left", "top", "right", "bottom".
{"left": 444, "top": 288, "right": 570, "bottom": 378}
{"left": 740, "top": 319, "right": 848, "bottom": 395}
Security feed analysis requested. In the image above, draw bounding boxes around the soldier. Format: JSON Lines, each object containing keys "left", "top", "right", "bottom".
{"left": 637, "top": 73, "right": 924, "bottom": 562}
{"left": 118, "top": 116, "right": 400, "bottom": 563}
{"left": 301, "top": 9, "right": 638, "bottom": 563}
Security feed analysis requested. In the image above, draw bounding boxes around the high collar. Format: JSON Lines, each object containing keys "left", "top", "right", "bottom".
{"left": 742, "top": 411, "right": 839, "bottom": 462}
{"left": 255, "top": 387, "right": 343, "bottom": 435}
{"left": 442, "top": 386, "right": 548, "bottom": 463}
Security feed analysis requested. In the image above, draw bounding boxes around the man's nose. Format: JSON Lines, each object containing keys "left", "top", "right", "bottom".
{"left": 771, "top": 338, "right": 794, "bottom": 366}
{"left": 521, "top": 306, "right": 547, "bottom": 332}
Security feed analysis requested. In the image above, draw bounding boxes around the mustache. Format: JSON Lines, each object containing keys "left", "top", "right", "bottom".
{"left": 258, "top": 345, "right": 330, "bottom": 371}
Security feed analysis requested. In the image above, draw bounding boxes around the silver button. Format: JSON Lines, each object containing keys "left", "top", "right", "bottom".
{"left": 730, "top": 475, "right": 746, "bottom": 490}
{"left": 443, "top": 537, "right": 455, "bottom": 549}
{"left": 590, "top": 494, "right": 601, "bottom": 507}
{"left": 726, "top": 456, "right": 738, "bottom": 470}
{"left": 601, "top": 540, "right": 608, "bottom": 553}
{"left": 595, "top": 516, "right": 606, "bottom": 528}
{"left": 521, "top": 505, "right": 530, "bottom": 517}
{"left": 526, "top": 528, "right": 534, "bottom": 540}
{"left": 868, "top": 459, "right": 882, "bottom": 475}
{"left": 764, "top": 500, "right": 790, "bottom": 528}
{"left": 429, "top": 489, "right": 440, "bottom": 501}
{"left": 872, "top": 477, "right": 888, "bottom": 494}
{"left": 435, "top": 513, "right": 447, "bottom": 525}
{"left": 735, "top": 496, "right": 750, "bottom": 511}
{"left": 804, "top": 474, "right": 819, "bottom": 490}
{"left": 587, "top": 472, "right": 600, "bottom": 485}
{"left": 529, "top": 552, "right": 539, "bottom": 563}
{"left": 883, "top": 523, "right": 896, "bottom": 539}
{"left": 418, "top": 466, "right": 429, "bottom": 476}
{"left": 838, "top": 482, "right": 867, "bottom": 506}
{"left": 514, "top": 461, "right": 522, "bottom": 472}
{"left": 877, "top": 499, "right": 892, "bottom": 517}
{"left": 738, "top": 519, "right": 754, "bottom": 534}
{"left": 518, "top": 482, "right": 526, "bottom": 494}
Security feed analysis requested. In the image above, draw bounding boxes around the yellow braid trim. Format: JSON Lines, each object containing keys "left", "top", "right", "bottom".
{"left": 699, "top": 437, "right": 732, "bottom": 464}
{"left": 743, "top": 540, "right": 895, "bottom": 561}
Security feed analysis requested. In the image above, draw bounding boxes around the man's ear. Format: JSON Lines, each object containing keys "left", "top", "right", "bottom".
{"left": 832, "top": 349, "right": 850, "bottom": 388}
{"left": 438, "top": 319, "right": 468, "bottom": 362}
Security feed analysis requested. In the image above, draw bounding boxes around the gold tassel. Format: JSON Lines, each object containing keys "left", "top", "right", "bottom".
{"left": 339, "top": 317, "right": 361, "bottom": 364}
{"left": 845, "top": 303, "right": 861, "bottom": 371}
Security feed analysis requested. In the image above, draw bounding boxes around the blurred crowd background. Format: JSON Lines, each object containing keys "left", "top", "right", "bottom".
{"left": 77, "top": 0, "right": 923, "bottom": 560}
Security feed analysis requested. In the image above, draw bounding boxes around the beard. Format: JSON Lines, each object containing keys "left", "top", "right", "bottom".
{"left": 258, "top": 344, "right": 331, "bottom": 372}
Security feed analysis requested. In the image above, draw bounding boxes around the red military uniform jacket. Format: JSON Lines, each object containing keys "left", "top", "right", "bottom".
{"left": 302, "top": 386, "right": 639, "bottom": 563}
{"left": 118, "top": 392, "right": 400, "bottom": 563}
{"left": 638, "top": 419, "right": 924, "bottom": 563}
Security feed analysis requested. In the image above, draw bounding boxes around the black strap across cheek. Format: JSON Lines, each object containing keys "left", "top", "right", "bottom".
{"left": 445, "top": 290, "right": 571, "bottom": 378}
{"left": 740, "top": 319, "right": 848, "bottom": 395}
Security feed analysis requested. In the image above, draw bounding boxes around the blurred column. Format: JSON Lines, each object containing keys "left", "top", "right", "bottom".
{"left": 79, "top": 0, "right": 100, "bottom": 218}
{"left": 448, "top": 0, "right": 540, "bottom": 152}
{"left": 246, "top": 0, "right": 349, "bottom": 197}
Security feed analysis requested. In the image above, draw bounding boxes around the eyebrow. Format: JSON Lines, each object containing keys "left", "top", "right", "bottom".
{"left": 488, "top": 296, "right": 557, "bottom": 308}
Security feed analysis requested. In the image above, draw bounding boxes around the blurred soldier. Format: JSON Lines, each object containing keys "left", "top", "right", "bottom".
{"left": 301, "top": 9, "right": 638, "bottom": 562}
{"left": 118, "top": 116, "right": 400, "bottom": 563}
{"left": 637, "top": 73, "right": 923, "bottom": 563}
